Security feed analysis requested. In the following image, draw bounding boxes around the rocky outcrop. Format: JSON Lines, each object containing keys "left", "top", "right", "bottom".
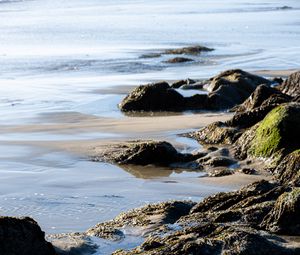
{"left": 120, "top": 70, "right": 271, "bottom": 112}
{"left": 111, "top": 180, "right": 300, "bottom": 255}
{"left": 279, "top": 70, "right": 300, "bottom": 97}
{"left": 0, "top": 217, "right": 56, "bottom": 255}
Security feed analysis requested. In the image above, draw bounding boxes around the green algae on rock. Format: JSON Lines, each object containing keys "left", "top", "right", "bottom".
{"left": 249, "top": 103, "right": 300, "bottom": 158}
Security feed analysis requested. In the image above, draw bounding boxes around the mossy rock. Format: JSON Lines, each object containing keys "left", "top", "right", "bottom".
{"left": 248, "top": 103, "right": 300, "bottom": 160}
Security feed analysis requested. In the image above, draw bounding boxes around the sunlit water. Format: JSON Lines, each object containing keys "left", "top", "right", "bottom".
{"left": 0, "top": 0, "right": 299, "bottom": 236}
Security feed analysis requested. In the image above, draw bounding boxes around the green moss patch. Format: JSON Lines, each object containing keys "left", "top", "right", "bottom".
{"left": 249, "top": 103, "right": 300, "bottom": 159}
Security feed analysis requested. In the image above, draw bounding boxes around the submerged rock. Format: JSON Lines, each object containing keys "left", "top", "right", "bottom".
{"left": 165, "top": 57, "right": 194, "bottom": 63}
{"left": 0, "top": 217, "right": 56, "bottom": 255}
{"left": 164, "top": 45, "right": 214, "bottom": 55}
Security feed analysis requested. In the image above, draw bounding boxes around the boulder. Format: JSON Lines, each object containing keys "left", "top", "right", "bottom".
{"left": 119, "top": 82, "right": 185, "bottom": 112}
{"left": 207, "top": 69, "right": 271, "bottom": 93}
{"left": 234, "top": 103, "right": 300, "bottom": 162}
{"left": 279, "top": 70, "right": 300, "bottom": 97}
{"left": 205, "top": 69, "right": 271, "bottom": 109}
{"left": 91, "top": 140, "right": 201, "bottom": 167}
{"left": 262, "top": 188, "right": 300, "bottom": 235}
{"left": 232, "top": 84, "right": 290, "bottom": 113}
{"left": 92, "top": 140, "right": 183, "bottom": 166}
{"left": 0, "top": 217, "right": 56, "bottom": 255}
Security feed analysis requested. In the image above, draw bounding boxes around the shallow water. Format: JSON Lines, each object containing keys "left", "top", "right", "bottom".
{"left": 0, "top": 0, "right": 299, "bottom": 235}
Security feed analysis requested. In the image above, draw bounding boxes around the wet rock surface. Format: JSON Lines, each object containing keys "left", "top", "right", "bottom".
{"left": 119, "top": 82, "right": 185, "bottom": 112}
{"left": 0, "top": 217, "right": 56, "bottom": 255}
{"left": 91, "top": 140, "right": 199, "bottom": 167}
{"left": 186, "top": 121, "right": 242, "bottom": 145}
{"left": 279, "top": 71, "right": 300, "bottom": 97}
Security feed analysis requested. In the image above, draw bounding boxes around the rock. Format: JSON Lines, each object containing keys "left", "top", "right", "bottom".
{"left": 239, "top": 168, "right": 257, "bottom": 175}
{"left": 164, "top": 45, "right": 214, "bottom": 55}
{"left": 205, "top": 69, "right": 271, "bottom": 109}
{"left": 180, "top": 80, "right": 205, "bottom": 90}
{"left": 120, "top": 70, "right": 271, "bottom": 112}
{"left": 234, "top": 103, "right": 300, "bottom": 163}
{"left": 48, "top": 233, "right": 98, "bottom": 255}
{"left": 279, "top": 71, "right": 300, "bottom": 97}
{"left": 140, "top": 53, "right": 162, "bottom": 58}
{"left": 227, "top": 88, "right": 292, "bottom": 128}
{"left": 190, "top": 180, "right": 278, "bottom": 214}
{"left": 272, "top": 77, "right": 284, "bottom": 85}
{"left": 165, "top": 57, "right": 194, "bottom": 63}
{"left": 0, "top": 217, "right": 56, "bottom": 255}
{"left": 277, "top": 6, "right": 293, "bottom": 10}
{"left": 203, "top": 156, "right": 237, "bottom": 167}
{"left": 262, "top": 188, "right": 300, "bottom": 235}
{"left": 92, "top": 140, "right": 190, "bottom": 166}
{"left": 208, "top": 167, "right": 233, "bottom": 177}
{"left": 207, "top": 69, "right": 271, "bottom": 93}
{"left": 231, "top": 84, "right": 290, "bottom": 113}
{"left": 171, "top": 79, "right": 187, "bottom": 88}
{"left": 113, "top": 224, "right": 292, "bottom": 255}
{"left": 87, "top": 201, "right": 196, "bottom": 238}
{"left": 171, "top": 78, "right": 195, "bottom": 88}
{"left": 274, "top": 150, "right": 300, "bottom": 186}
{"left": 187, "top": 121, "right": 242, "bottom": 145}
{"left": 119, "top": 82, "right": 185, "bottom": 112}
